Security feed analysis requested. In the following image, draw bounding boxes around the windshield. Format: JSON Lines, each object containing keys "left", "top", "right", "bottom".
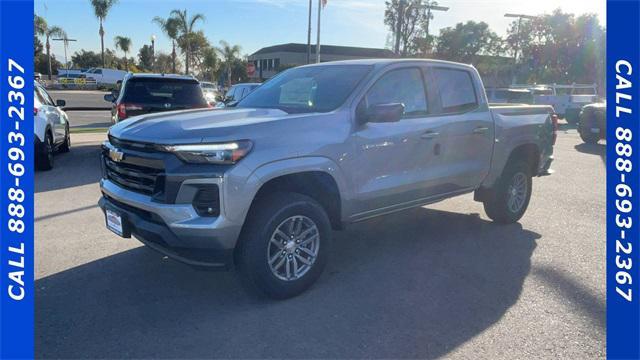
{"left": 237, "top": 65, "right": 372, "bottom": 113}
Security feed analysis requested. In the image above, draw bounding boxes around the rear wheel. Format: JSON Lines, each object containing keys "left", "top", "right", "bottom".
{"left": 483, "top": 160, "right": 532, "bottom": 224}
{"left": 236, "top": 192, "right": 331, "bottom": 299}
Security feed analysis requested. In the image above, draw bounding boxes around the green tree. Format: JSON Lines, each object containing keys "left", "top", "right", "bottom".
{"left": 153, "top": 16, "right": 180, "bottom": 73}
{"left": 138, "top": 44, "right": 154, "bottom": 71}
{"left": 506, "top": 9, "right": 606, "bottom": 88}
{"left": 154, "top": 52, "right": 182, "bottom": 74}
{"left": 435, "top": 21, "right": 504, "bottom": 63}
{"left": 114, "top": 36, "right": 132, "bottom": 70}
{"left": 71, "top": 49, "right": 103, "bottom": 68}
{"left": 217, "top": 40, "right": 242, "bottom": 86}
{"left": 201, "top": 47, "right": 219, "bottom": 82}
{"left": 169, "top": 9, "right": 205, "bottom": 74}
{"left": 43, "top": 24, "right": 66, "bottom": 80}
{"left": 384, "top": 0, "right": 428, "bottom": 56}
{"left": 89, "top": 0, "right": 119, "bottom": 67}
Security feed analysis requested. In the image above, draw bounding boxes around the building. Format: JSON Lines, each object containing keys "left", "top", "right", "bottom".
{"left": 247, "top": 43, "right": 397, "bottom": 79}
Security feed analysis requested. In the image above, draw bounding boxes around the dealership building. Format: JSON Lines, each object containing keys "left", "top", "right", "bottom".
{"left": 247, "top": 43, "right": 397, "bottom": 79}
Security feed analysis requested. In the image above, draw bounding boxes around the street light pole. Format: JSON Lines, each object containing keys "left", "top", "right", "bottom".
{"left": 307, "top": 0, "right": 312, "bottom": 64}
{"left": 504, "top": 13, "right": 537, "bottom": 84}
{"left": 151, "top": 35, "right": 156, "bottom": 70}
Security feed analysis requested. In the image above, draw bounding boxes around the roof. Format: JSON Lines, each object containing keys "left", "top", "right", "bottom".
{"left": 126, "top": 73, "right": 197, "bottom": 81}
{"left": 296, "top": 58, "right": 475, "bottom": 70}
{"left": 251, "top": 43, "right": 396, "bottom": 58}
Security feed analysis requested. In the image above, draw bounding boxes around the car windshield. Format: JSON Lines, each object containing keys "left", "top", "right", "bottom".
{"left": 122, "top": 78, "right": 207, "bottom": 106}
{"left": 237, "top": 65, "right": 372, "bottom": 113}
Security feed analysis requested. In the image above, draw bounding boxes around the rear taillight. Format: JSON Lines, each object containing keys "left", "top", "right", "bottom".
{"left": 34, "top": 107, "right": 38, "bottom": 116}
{"left": 551, "top": 114, "right": 559, "bottom": 145}
{"left": 116, "top": 103, "right": 143, "bottom": 120}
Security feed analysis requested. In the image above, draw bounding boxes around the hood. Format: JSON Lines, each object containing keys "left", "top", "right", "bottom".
{"left": 108, "top": 107, "right": 294, "bottom": 144}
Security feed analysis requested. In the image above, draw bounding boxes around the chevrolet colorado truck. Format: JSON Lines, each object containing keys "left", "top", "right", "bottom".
{"left": 99, "top": 59, "right": 555, "bottom": 299}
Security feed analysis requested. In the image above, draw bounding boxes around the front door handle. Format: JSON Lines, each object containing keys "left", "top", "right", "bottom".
{"left": 472, "top": 126, "right": 490, "bottom": 134}
{"left": 421, "top": 131, "right": 440, "bottom": 139}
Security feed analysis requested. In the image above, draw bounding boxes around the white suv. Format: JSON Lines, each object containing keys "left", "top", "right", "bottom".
{"left": 34, "top": 81, "right": 71, "bottom": 170}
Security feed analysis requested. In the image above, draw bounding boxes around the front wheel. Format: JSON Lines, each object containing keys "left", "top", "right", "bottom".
{"left": 483, "top": 161, "right": 532, "bottom": 224}
{"left": 59, "top": 125, "right": 71, "bottom": 152}
{"left": 36, "top": 132, "right": 55, "bottom": 171}
{"left": 579, "top": 127, "right": 600, "bottom": 144}
{"left": 236, "top": 192, "right": 332, "bottom": 299}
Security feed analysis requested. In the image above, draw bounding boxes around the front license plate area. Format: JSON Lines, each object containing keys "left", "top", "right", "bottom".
{"left": 106, "top": 209, "right": 129, "bottom": 237}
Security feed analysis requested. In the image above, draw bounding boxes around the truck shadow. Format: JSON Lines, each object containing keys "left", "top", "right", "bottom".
{"left": 574, "top": 142, "right": 606, "bottom": 164}
{"left": 35, "top": 208, "right": 539, "bottom": 359}
{"left": 35, "top": 142, "right": 102, "bottom": 193}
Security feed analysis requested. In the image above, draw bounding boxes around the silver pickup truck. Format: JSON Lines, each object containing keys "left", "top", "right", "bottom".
{"left": 99, "top": 59, "right": 555, "bottom": 298}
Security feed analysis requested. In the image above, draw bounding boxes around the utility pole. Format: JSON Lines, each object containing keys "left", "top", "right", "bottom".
{"left": 52, "top": 37, "right": 77, "bottom": 71}
{"left": 504, "top": 13, "right": 537, "bottom": 84}
{"left": 307, "top": 0, "right": 312, "bottom": 64}
{"left": 423, "top": 2, "right": 449, "bottom": 54}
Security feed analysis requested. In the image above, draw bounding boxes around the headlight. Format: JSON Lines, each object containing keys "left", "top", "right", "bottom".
{"left": 163, "top": 140, "right": 253, "bottom": 164}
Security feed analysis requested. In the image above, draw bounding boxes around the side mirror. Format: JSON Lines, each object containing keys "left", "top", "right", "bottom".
{"left": 55, "top": 99, "right": 66, "bottom": 107}
{"left": 104, "top": 93, "right": 115, "bottom": 103}
{"left": 364, "top": 103, "right": 404, "bottom": 123}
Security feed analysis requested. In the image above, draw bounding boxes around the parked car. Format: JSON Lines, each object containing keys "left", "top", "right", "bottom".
{"left": 512, "top": 84, "right": 599, "bottom": 124}
{"left": 104, "top": 73, "right": 210, "bottom": 123}
{"left": 34, "top": 81, "right": 71, "bottom": 170}
{"left": 578, "top": 102, "right": 606, "bottom": 144}
{"left": 486, "top": 88, "right": 534, "bottom": 104}
{"left": 200, "top": 81, "right": 220, "bottom": 104}
{"left": 84, "top": 67, "right": 127, "bottom": 86}
{"left": 219, "top": 82, "right": 260, "bottom": 106}
{"left": 99, "top": 59, "right": 555, "bottom": 299}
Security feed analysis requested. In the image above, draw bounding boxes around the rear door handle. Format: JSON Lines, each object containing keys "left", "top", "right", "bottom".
{"left": 472, "top": 126, "right": 490, "bottom": 134}
{"left": 421, "top": 131, "right": 440, "bottom": 139}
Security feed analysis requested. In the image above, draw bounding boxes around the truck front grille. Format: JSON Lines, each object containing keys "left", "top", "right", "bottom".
{"left": 104, "top": 157, "right": 162, "bottom": 195}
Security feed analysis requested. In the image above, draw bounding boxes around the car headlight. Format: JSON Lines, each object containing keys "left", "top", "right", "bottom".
{"left": 162, "top": 140, "right": 253, "bottom": 164}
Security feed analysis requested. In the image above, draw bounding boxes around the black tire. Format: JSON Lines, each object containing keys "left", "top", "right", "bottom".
{"left": 483, "top": 160, "right": 532, "bottom": 224}
{"left": 236, "top": 192, "right": 332, "bottom": 299}
{"left": 59, "top": 125, "right": 71, "bottom": 153}
{"left": 579, "top": 128, "right": 599, "bottom": 144}
{"left": 36, "top": 132, "right": 55, "bottom": 171}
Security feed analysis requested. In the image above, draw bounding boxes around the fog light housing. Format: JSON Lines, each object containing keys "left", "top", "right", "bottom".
{"left": 192, "top": 185, "right": 220, "bottom": 217}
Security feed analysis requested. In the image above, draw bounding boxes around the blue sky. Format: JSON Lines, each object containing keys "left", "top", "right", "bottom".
{"left": 35, "top": 0, "right": 605, "bottom": 61}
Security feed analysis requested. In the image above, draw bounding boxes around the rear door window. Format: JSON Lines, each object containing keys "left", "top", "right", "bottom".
{"left": 431, "top": 68, "right": 478, "bottom": 114}
{"left": 122, "top": 78, "right": 207, "bottom": 106}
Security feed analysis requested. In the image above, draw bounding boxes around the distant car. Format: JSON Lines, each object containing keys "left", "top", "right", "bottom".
{"left": 34, "top": 81, "right": 71, "bottom": 170}
{"left": 220, "top": 82, "right": 261, "bottom": 106}
{"left": 104, "top": 73, "right": 210, "bottom": 123}
{"left": 486, "top": 88, "right": 534, "bottom": 104}
{"left": 84, "top": 67, "right": 127, "bottom": 86}
{"left": 578, "top": 102, "right": 606, "bottom": 144}
{"left": 200, "top": 81, "right": 220, "bottom": 104}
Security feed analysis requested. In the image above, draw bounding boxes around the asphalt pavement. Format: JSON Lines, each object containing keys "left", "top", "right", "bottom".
{"left": 49, "top": 90, "right": 112, "bottom": 129}
{"left": 34, "top": 129, "right": 605, "bottom": 359}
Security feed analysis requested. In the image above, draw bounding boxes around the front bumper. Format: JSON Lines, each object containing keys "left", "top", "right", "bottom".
{"left": 99, "top": 178, "right": 242, "bottom": 269}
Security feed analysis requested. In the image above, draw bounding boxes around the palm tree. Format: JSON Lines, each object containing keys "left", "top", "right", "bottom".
{"left": 202, "top": 47, "right": 219, "bottom": 82}
{"left": 90, "top": 0, "right": 119, "bottom": 67}
{"left": 217, "top": 40, "right": 241, "bottom": 86}
{"left": 169, "top": 9, "right": 205, "bottom": 75}
{"left": 35, "top": 15, "right": 66, "bottom": 81}
{"left": 153, "top": 16, "right": 180, "bottom": 73}
{"left": 114, "top": 36, "right": 132, "bottom": 70}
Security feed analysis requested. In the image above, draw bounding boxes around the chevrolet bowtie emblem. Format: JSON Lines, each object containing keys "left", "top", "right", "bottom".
{"left": 109, "top": 148, "right": 124, "bottom": 162}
